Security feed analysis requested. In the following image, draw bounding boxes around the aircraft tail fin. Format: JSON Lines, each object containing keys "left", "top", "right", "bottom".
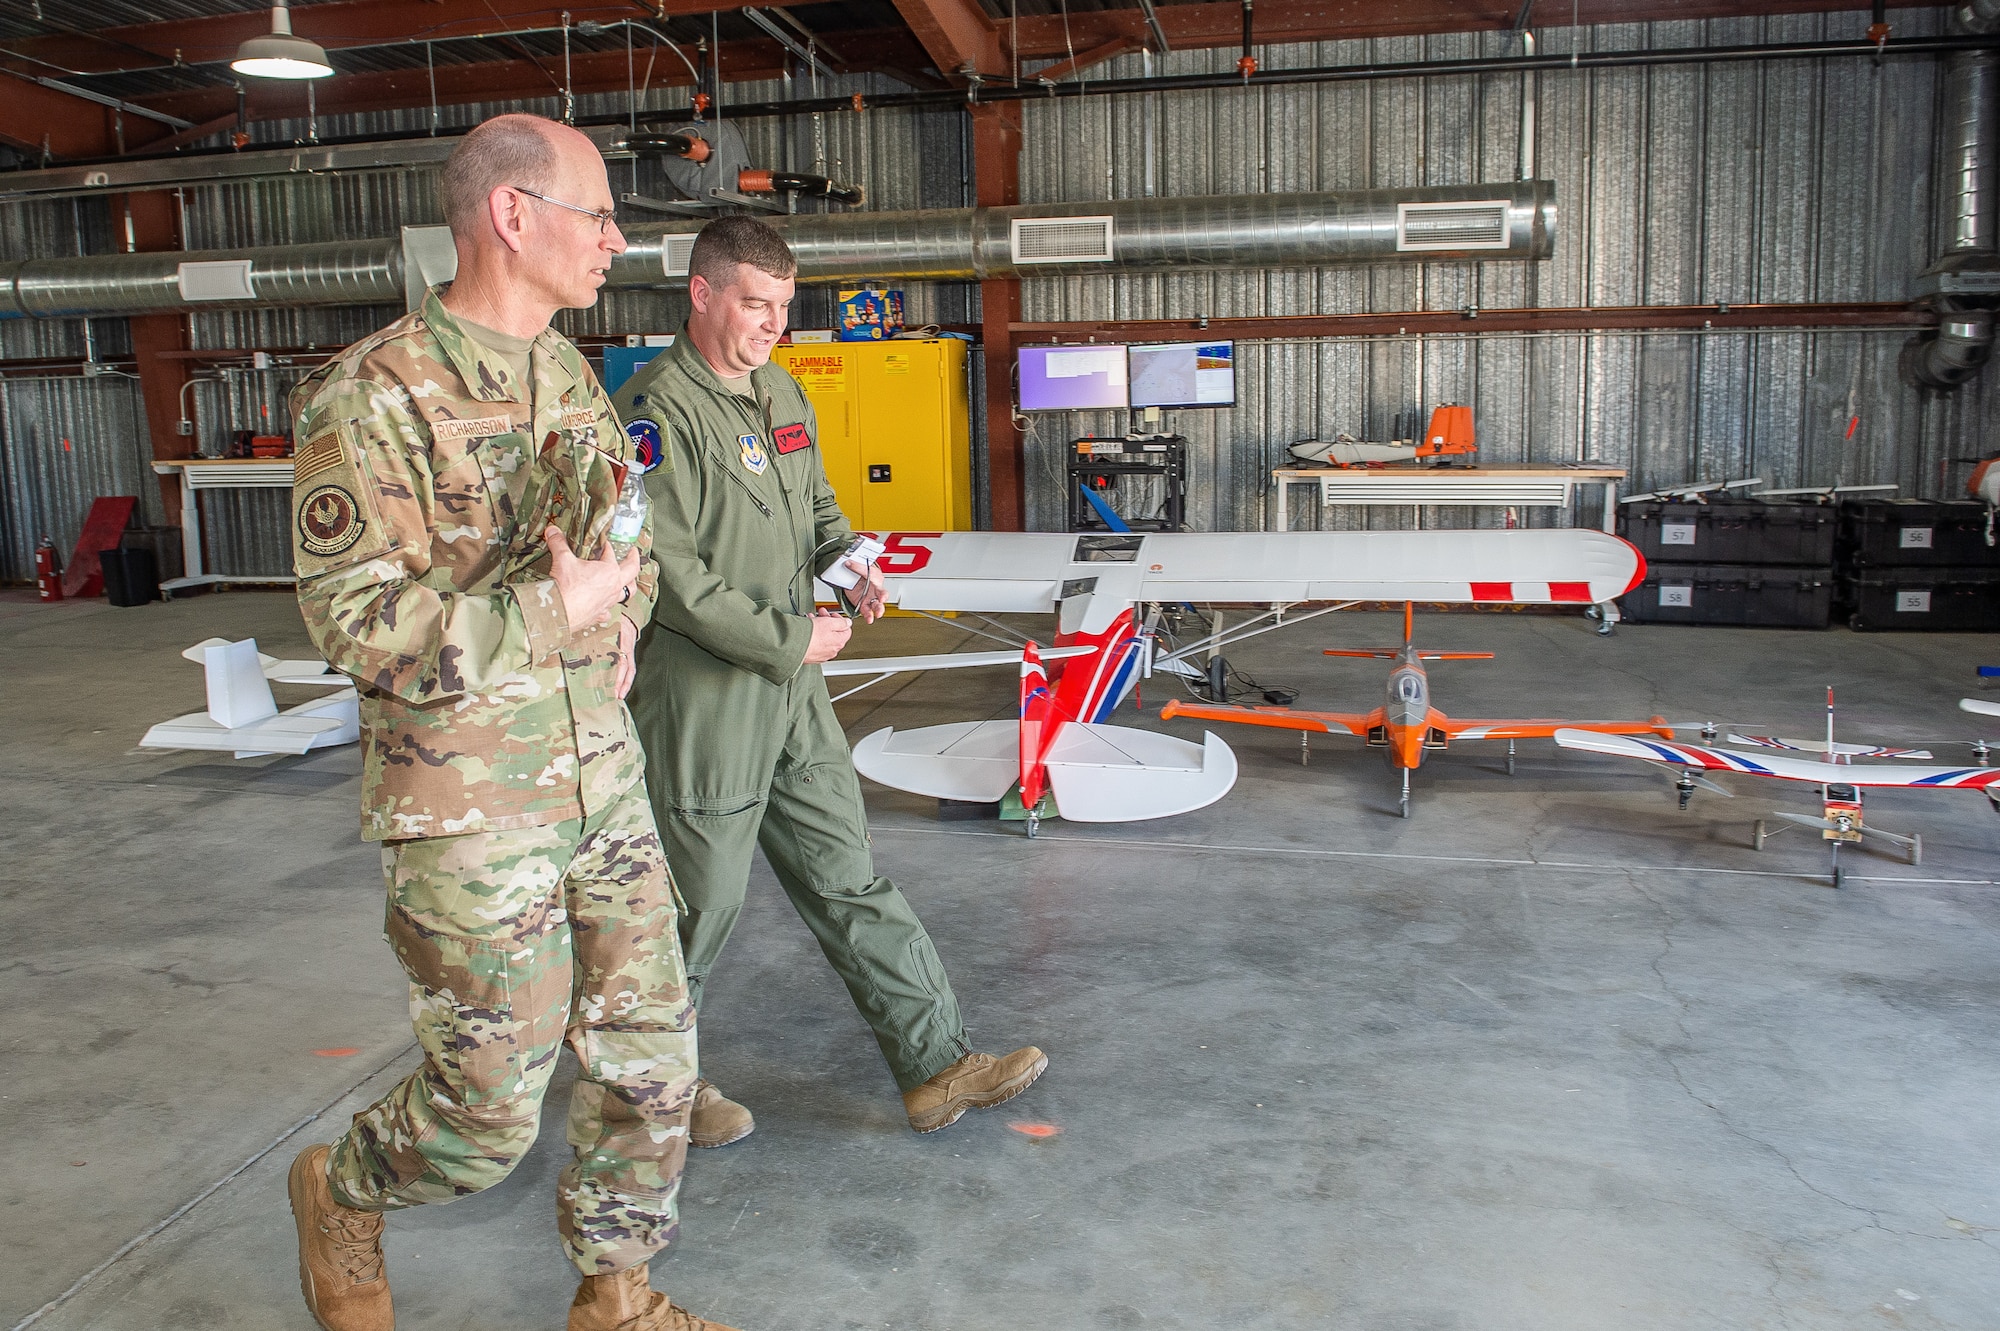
{"left": 203, "top": 639, "right": 279, "bottom": 729}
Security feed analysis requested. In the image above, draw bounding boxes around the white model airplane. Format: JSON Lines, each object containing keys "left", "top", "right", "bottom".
{"left": 1555, "top": 689, "right": 2000, "bottom": 886}
{"left": 827, "top": 528, "right": 1645, "bottom": 835}
{"left": 140, "top": 637, "right": 359, "bottom": 759}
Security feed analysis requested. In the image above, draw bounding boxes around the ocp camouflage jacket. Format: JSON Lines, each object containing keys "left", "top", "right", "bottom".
{"left": 289, "top": 286, "right": 658, "bottom": 841}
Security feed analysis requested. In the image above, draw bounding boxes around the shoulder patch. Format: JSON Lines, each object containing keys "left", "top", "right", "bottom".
{"left": 293, "top": 429, "right": 346, "bottom": 483}
{"left": 298, "top": 482, "right": 369, "bottom": 558}
{"left": 626, "top": 418, "right": 666, "bottom": 473}
{"left": 773, "top": 422, "right": 813, "bottom": 455}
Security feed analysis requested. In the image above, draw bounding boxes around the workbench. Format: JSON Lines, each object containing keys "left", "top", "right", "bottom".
{"left": 1271, "top": 462, "right": 1626, "bottom": 533}
{"left": 151, "top": 457, "right": 296, "bottom": 593}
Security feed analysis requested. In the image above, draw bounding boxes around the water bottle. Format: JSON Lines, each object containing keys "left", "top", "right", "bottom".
{"left": 606, "top": 470, "right": 649, "bottom": 557}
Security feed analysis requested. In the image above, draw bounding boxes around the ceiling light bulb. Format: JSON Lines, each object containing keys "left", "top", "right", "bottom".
{"left": 230, "top": 4, "right": 333, "bottom": 80}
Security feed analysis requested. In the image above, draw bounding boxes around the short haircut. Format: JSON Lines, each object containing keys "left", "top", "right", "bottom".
{"left": 440, "top": 115, "right": 562, "bottom": 238}
{"left": 688, "top": 215, "right": 797, "bottom": 287}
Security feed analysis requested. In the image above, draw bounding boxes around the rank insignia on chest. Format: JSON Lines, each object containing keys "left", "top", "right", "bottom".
{"left": 739, "top": 433, "right": 769, "bottom": 475}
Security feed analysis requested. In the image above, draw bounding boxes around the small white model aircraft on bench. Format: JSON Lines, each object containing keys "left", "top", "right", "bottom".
{"left": 1554, "top": 689, "right": 2000, "bottom": 886}
{"left": 140, "top": 637, "right": 358, "bottom": 759}
{"left": 824, "top": 528, "right": 1645, "bottom": 835}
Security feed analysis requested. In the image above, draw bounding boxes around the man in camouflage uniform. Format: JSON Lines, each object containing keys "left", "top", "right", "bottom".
{"left": 286, "top": 115, "right": 736, "bottom": 1331}
{"left": 612, "top": 216, "right": 1046, "bottom": 1141}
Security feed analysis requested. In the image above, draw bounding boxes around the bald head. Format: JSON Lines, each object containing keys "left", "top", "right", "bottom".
{"left": 441, "top": 114, "right": 573, "bottom": 240}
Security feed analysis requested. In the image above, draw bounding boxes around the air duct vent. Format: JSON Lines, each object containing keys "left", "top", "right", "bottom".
{"left": 177, "top": 260, "right": 256, "bottom": 302}
{"left": 1011, "top": 216, "right": 1115, "bottom": 264}
{"left": 661, "top": 234, "right": 698, "bottom": 278}
{"left": 1395, "top": 201, "right": 1512, "bottom": 252}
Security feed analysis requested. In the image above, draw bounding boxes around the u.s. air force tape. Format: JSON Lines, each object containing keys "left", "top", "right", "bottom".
{"left": 298, "top": 483, "right": 368, "bottom": 557}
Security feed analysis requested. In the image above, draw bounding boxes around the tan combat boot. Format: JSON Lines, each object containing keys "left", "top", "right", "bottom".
{"left": 287, "top": 1143, "right": 393, "bottom": 1331}
{"left": 689, "top": 1079, "right": 755, "bottom": 1148}
{"left": 568, "top": 1263, "right": 742, "bottom": 1331}
{"left": 903, "top": 1046, "right": 1049, "bottom": 1133}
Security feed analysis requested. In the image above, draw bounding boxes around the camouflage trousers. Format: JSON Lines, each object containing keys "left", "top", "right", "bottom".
{"left": 325, "top": 779, "right": 699, "bottom": 1276}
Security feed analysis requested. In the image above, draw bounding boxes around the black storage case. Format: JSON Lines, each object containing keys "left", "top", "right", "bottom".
{"left": 1837, "top": 499, "right": 2000, "bottom": 568}
{"left": 1621, "top": 564, "right": 1833, "bottom": 628}
{"left": 1841, "top": 567, "right": 2000, "bottom": 631}
{"left": 1620, "top": 498, "right": 1837, "bottom": 567}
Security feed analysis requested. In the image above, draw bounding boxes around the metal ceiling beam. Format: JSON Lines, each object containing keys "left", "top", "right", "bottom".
{"left": 889, "top": 0, "right": 1006, "bottom": 78}
{"left": 1000, "top": 0, "right": 1937, "bottom": 62}
{"left": 0, "top": 0, "right": 820, "bottom": 76}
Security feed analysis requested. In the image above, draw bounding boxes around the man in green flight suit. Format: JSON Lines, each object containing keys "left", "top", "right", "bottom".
{"left": 286, "top": 114, "right": 735, "bottom": 1331}
{"left": 613, "top": 216, "right": 1045, "bottom": 1140}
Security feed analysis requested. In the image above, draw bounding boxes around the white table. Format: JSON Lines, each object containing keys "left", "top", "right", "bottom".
{"left": 1272, "top": 463, "right": 1626, "bottom": 533}
{"left": 151, "top": 457, "right": 297, "bottom": 593}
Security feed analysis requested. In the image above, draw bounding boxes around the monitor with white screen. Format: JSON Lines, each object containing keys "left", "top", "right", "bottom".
{"left": 1017, "top": 344, "right": 1130, "bottom": 411}
{"left": 1127, "top": 340, "right": 1236, "bottom": 408}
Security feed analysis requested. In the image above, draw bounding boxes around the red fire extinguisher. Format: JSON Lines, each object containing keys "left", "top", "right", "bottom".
{"left": 35, "top": 536, "right": 63, "bottom": 602}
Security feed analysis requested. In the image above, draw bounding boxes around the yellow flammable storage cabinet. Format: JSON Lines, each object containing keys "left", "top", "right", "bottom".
{"left": 770, "top": 338, "right": 973, "bottom": 531}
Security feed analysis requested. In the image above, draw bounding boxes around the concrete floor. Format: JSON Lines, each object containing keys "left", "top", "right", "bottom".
{"left": 5, "top": 587, "right": 1999, "bottom": 1331}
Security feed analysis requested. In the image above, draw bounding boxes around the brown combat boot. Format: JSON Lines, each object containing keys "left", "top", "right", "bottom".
{"left": 568, "top": 1263, "right": 741, "bottom": 1331}
{"left": 287, "top": 1143, "right": 393, "bottom": 1331}
{"left": 903, "top": 1046, "right": 1049, "bottom": 1133}
{"left": 688, "top": 1079, "right": 755, "bottom": 1148}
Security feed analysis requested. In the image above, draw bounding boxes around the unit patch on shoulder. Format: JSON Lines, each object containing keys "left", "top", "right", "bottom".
{"left": 298, "top": 483, "right": 368, "bottom": 557}
{"left": 626, "top": 418, "right": 665, "bottom": 472}
{"left": 739, "top": 433, "right": 770, "bottom": 476}
{"left": 773, "top": 422, "right": 813, "bottom": 455}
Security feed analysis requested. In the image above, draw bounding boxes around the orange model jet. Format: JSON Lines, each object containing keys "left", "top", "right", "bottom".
{"left": 1160, "top": 602, "right": 1674, "bottom": 816}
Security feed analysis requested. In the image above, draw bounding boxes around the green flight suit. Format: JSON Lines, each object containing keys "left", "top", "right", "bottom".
{"left": 612, "top": 331, "right": 968, "bottom": 1093}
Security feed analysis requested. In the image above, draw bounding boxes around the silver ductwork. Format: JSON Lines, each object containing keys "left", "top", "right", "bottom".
{"left": 625, "top": 183, "right": 1557, "bottom": 285}
{"left": 0, "top": 182, "right": 1554, "bottom": 320}
{"left": 1910, "top": 13, "right": 2000, "bottom": 390}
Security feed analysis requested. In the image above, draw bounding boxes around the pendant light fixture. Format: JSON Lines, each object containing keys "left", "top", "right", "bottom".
{"left": 230, "top": 4, "right": 334, "bottom": 80}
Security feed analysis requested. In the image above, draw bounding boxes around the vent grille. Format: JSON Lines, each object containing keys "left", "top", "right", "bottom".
{"left": 1011, "top": 216, "right": 1114, "bottom": 264}
{"left": 177, "top": 259, "right": 256, "bottom": 302}
{"left": 661, "top": 234, "right": 698, "bottom": 278}
{"left": 1395, "top": 201, "right": 1512, "bottom": 252}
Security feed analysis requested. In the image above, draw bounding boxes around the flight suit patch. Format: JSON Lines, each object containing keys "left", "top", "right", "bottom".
{"left": 627, "top": 418, "right": 666, "bottom": 472}
{"left": 739, "top": 433, "right": 769, "bottom": 475}
{"left": 773, "top": 422, "right": 812, "bottom": 455}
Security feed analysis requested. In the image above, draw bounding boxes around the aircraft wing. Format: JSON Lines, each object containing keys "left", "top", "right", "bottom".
{"left": 1553, "top": 729, "right": 2000, "bottom": 790}
{"left": 1445, "top": 717, "right": 1673, "bottom": 741}
{"left": 1963, "top": 697, "right": 2000, "bottom": 718}
{"left": 821, "top": 645, "right": 1093, "bottom": 678}
{"left": 868, "top": 529, "right": 1645, "bottom": 634}
{"left": 1159, "top": 699, "right": 1374, "bottom": 738}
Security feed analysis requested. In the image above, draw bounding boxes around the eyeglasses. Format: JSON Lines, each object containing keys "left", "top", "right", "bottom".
{"left": 512, "top": 185, "right": 618, "bottom": 235}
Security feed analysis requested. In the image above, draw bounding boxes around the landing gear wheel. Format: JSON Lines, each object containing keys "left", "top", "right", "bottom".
{"left": 1399, "top": 793, "right": 1411, "bottom": 819}
{"left": 1584, "top": 605, "right": 1600, "bottom": 620}
{"left": 1753, "top": 820, "right": 1767, "bottom": 851}
{"left": 1909, "top": 834, "right": 1922, "bottom": 866}
{"left": 1025, "top": 811, "right": 1040, "bottom": 839}
{"left": 1596, "top": 618, "right": 1616, "bottom": 637}
{"left": 1505, "top": 741, "right": 1517, "bottom": 777}
{"left": 1830, "top": 842, "right": 1842, "bottom": 889}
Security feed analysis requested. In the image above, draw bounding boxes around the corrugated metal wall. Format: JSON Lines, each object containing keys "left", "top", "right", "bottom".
{"left": 1015, "top": 9, "right": 1990, "bottom": 531}
{"left": 0, "top": 10, "right": 1992, "bottom": 576}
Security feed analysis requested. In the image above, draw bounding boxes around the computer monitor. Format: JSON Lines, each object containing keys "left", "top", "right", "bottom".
{"left": 1017, "top": 344, "right": 1130, "bottom": 411}
{"left": 1127, "top": 340, "right": 1236, "bottom": 408}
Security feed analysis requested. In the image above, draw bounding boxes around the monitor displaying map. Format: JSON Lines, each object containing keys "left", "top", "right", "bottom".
{"left": 1127, "top": 341, "right": 1236, "bottom": 408}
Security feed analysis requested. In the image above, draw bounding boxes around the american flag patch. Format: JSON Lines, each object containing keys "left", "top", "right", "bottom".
{"left": 292, "top": 430, "right": 345, "bottom": 483}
